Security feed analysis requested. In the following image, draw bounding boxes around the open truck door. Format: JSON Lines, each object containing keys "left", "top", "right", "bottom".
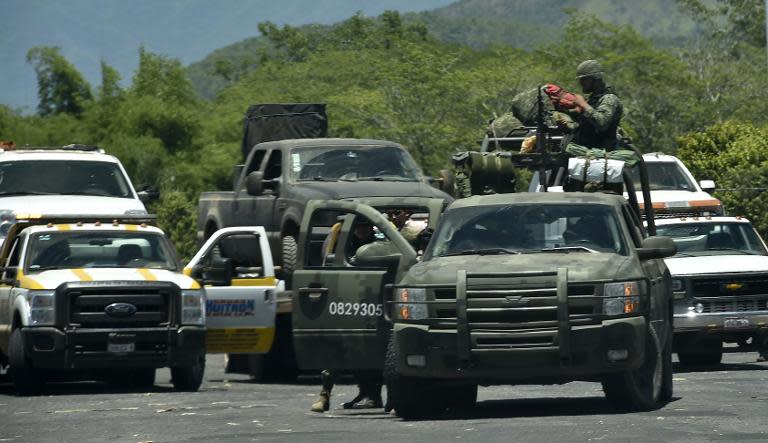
{"left": 291, "top": 198, "right": 442, "bottom": 371}
{"left": 185, "top": 227, "right": 280, "bottom": 354}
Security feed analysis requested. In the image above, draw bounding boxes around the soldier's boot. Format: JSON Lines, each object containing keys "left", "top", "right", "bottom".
{"left": 311, "top": 390, "right": 330, "bottom": 413}
{"left": 341, "top": 391, "right": 366, "bottom": 409}
{"left": 342, "top": 382, "right": 383, "bottom": 409}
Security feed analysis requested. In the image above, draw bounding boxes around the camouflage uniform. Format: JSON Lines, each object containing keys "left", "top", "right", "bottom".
{"left": 572, "top": 60, "right": 623, "bottom": 151}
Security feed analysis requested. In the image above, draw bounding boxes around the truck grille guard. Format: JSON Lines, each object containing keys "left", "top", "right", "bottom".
{"left": 385, "top": 269, "right": 644, "bottom": 369}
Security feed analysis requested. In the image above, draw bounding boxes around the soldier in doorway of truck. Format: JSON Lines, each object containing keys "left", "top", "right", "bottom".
{"left": 312, "top": 218, "right": 383, "bottom": 413}
{"left": 312, "top": 211, "right": 424, "bottom": 412}
{"left": 569, "top": 60, "right": 623, "bottom": 151}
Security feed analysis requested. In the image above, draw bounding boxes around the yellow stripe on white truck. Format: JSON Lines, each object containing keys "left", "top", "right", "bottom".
{"left": 205, "top": 327, "right": 276, "bottom": 354}
{"left": 71, "top": 268, "right": 93, "bottom": 281}
{"left": 137, "top": 268, "right": 158, "bottom": 281}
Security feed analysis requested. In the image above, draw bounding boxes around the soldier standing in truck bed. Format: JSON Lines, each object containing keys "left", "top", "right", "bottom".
{"left": 570, "top": 59, "right": 623, "bottom": 150}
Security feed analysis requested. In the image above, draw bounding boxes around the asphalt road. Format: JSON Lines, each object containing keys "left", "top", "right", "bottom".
{"left": 1, "top": 352, "right": 767, "bottom": 443}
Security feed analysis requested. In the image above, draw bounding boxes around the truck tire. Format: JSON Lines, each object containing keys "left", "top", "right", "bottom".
{"left": 171, "top": 355, "right": 205, "bottom": 392}
{"left": 677, "top": 349, "right": 723, "bottom": 366}
{"left": 9, "top": 329, "right": 42, "bottom": 395}
{"left": 602, "top": 324, "right": 665, "bottom": 412}
{"left": 281, "top": 235, "right": 298, "bottom": 286}
{"left": 103, "top": 368, "right": 156, "bottom": 389}
{"left": 677, "top": 336, "right": 722, "bottom": 366}
{"left": 384, "top": 335, "right": 444, "bottom": 420}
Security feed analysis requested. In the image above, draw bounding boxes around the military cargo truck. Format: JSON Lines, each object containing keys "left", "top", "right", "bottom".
{"left": 197, "top": 105, "right": 452, "bottom": 379}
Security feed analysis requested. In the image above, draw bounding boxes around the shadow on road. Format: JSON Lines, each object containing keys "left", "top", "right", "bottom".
{"left": 673, "top": 361, "right": 768, "bottom": 374}
{"left": 0, "top": 380, "right": 175, "bottom": 397}
{"left": 329, "top": 395, "right": 682, "bottom": 422}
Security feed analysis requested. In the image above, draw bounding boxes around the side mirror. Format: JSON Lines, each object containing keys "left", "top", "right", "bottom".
{"left": 232, "top": 164, "right": 245, "bottom": 190}
{"left": 2, "top": 266, "right": 17, "bottom": 284}
{"left": 637, "top": 236, "right": 677, "bottom": 260}
{"left": 351, "top": 241, "right": 405, "bottom": 268}
{"left": 246, "top": 171, "right": 264, "bottom": 196}
{"left": 201, "top": 257, "right": 233, "bottom": 286}
{"left": 137, "top": 186, "right": 160, "bottom": 203}
{"left": 699, "top": 179, "right": 716, "bottom": 193}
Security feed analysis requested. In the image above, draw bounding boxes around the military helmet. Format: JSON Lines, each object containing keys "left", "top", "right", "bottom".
{"left": 576, "top": 59, "right": 604, "bottom": 80}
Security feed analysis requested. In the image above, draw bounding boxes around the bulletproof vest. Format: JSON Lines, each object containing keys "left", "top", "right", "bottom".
{"left": 574, "top": 86, "right": 622, "bottom": 151}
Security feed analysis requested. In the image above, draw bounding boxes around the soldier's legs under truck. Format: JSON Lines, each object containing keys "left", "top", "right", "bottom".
{"left": 310, "top": 370, "right": 385, "bottom": 412}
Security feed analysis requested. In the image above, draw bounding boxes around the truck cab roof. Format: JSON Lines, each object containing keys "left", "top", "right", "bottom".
{"left": 448, "top": 191, "right": 625, "bottom": 210}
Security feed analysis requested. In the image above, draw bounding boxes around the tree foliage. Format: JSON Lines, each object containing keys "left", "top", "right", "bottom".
{"left": 677, "top": 122, "right": 768, "bottom": 237}
{"left": 26, "top": 46, "right": 93, "bottom": 117}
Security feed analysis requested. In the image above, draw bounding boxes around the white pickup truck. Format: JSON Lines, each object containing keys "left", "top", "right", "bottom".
{"left": 655, "top": 216, "right": 768, "bottom": 365}
{"left": 0, "top": 215, "right": 280, "bottom": 394}
{"left": 0, "top": 145, "right": 149, "bottom": 243}
{"left": 629, "top": 153, "right": 722, "bottom": 217}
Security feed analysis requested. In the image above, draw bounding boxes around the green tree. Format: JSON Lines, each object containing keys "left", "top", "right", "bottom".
{"left": 26, "top": 46, "right": 93, "bottom": 117}
{"left": 152, "top": 191, "right": 198, "bottom": 261}
{"left": 132, "top": 47, "right": 197, "bottom": 106}
{"left": 678, "top": 0, "right": 765, "bottom": 48}
{"left": 99, "top": 60, "right": 123, "bottom": 101}
{"left": 677, "top": 121, "right": 768, "bottom": 236}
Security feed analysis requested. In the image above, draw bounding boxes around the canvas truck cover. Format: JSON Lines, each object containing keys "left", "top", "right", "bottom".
{"left": 241, "top": 103, "right": 328, "bottom": 161}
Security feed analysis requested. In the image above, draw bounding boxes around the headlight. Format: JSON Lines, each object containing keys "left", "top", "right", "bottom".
{"left": 671, "top": 279, "right": 685, "bottom": 292}
{"left": 181, "top": 290, "right": 206, "bottom": 325}
{"left": 396, "top": 288, "right": 428, "bottom": 320}
{"left": 603, "top": 281, "right": 646, "bottom": 316}
{"left": 26, "top": 290, "right": 55, "bottom": 326}
{"left": 124, "top": 209, "right": 148, "bottom": 215}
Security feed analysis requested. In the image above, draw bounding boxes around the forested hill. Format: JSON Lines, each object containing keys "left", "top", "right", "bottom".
{"left": 187, "top": 0, "right": 702, "bottom": 99}
{"left": 414, "top": 0, "right": 702, "bottom": 48}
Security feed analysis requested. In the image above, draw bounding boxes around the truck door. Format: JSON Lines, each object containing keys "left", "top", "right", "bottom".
{"left": 292, "top": 201, "right": 417, "bottom": 371}
{"left": 186, "top": 227, "right": 278, "bottom": 354}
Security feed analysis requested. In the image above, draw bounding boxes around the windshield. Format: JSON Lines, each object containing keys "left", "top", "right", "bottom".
{"left": 629, "top": 161, "right": 696, "bottom": 192}
{"left": 0, "top": 160, "right": 133, "bottom": 198}
{"left": 290, "top": 145, "right": 421, "bottom": 182}
{"left": 656, "top": 222, "right": 768, "bottom": 256}
{"left": 424, "top": 204, "right": 627, "bottom": 259}
{"left": 25, "top": 231, "right": 179, "bottom": 272}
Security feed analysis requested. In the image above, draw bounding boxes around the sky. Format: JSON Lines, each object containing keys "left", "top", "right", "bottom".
{"left": 0, "top": 0, "right": 455, "bottom": 112}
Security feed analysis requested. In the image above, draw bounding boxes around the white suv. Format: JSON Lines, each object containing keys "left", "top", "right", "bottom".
{"left": 628, "top": 153, "right": 722, "bottom": 217}
{"left": 656, "top": 216, "right": 768, "bottom": 365}
{"left": 0, "top": 145, "right": 148, "bottom": 240}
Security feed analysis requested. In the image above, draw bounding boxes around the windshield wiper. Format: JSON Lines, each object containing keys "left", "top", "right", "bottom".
{"left": 66, "top": 191, "right": 118, "bottom": 197}
{"left": 537, "top": 246, "right": 598, "bottom": 253}
{"left": 706, "top": 248, "right": 757, "bottom": 254}
{"left": 299, "top": 176, "right": 338, "bottom": 182}
{"left": 357, "top": 176, "right": 417, "bottom": 182}
{"left": 441, "top": 248, "right": 521, "bottom": 257}
{"left": 0, "top": 191, "right": 58, "bottom": 196}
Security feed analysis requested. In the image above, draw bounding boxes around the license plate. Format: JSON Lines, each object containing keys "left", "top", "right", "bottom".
{"left": 724, "top": 318, "right": 750, "bottom": 329}
{"left": 108, "top": 342, "right": 135, "bottom": 353}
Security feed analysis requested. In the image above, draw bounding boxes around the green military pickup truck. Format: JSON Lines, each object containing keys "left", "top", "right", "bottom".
{"left": 385, "top": 191, "right": 676, "bottom": 418}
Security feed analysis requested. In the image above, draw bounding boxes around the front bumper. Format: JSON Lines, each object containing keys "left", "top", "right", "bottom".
{"left": 21, "top": 326, "right": 206, "bottom": 369}
{"left": 393, "top": 316, "right": 646, "bottom": 382}
{"left": 674, "top": 311, "right": 768, "bottom": 332}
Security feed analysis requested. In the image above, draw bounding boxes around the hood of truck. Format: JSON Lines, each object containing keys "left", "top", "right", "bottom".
{"left": 403, "top": 253, "right": 638, "bottom": 286}
{"left": 19, "top": 268, "right": 199, "bottom": 290}
{"left": 293, "top": 180, "right": 450, "bottom": 201}
{"left": 665, "top": 254, "right": 768, "bottom": 276}
{"left": 0, "top": 195, "right": 146, "bottom": 216}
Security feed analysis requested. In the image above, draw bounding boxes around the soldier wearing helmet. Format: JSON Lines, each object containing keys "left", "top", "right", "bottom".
{"left": 570, "top": 60, "right": 623, "bottom": 150}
